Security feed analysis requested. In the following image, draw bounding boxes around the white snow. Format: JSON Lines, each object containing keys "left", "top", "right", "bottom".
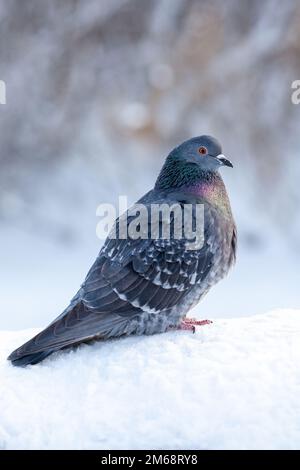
{"left": 1, "top": 309, "right": 300, "bottom": 450}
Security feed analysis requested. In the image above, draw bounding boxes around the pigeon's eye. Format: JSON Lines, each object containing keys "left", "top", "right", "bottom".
{"left": 198, "top": 146, "right": 208, "bottom": 155}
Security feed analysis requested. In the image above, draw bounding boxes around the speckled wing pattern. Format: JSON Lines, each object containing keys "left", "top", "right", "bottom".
{"left": 83, "top": 213, "right": 214, "bottom": 315}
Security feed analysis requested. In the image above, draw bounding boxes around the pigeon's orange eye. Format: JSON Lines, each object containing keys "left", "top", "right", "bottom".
{"left": 198, "top": 146, "right": 207, "bottom": 155}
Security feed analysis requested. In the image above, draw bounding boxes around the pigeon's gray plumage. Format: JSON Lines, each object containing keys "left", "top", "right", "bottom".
{"left": 8, "top": 135, "right": 236, "bottom": 366}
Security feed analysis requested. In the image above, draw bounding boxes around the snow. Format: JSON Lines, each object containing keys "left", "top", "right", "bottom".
{"left": 1, "top": 309, "right": 300, "bottom": 450}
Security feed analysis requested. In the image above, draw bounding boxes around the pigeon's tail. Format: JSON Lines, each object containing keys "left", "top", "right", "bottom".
{"left": 7, "top": 301, "right": 85, "bottom": 367}
{"left": 8, "top": 350, "right": 53, "bottom": 367}
{"left": 7, "top": 297, "right": 137, "bottom": 367}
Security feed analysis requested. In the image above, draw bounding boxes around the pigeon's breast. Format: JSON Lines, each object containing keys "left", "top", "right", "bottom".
{"left": 182, "top": 176, "right": 233, "bottom": 222}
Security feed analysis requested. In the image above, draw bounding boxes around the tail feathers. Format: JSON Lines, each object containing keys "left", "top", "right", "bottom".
{"left": 8, "top": 350, "right": 53, "bottom": 367}
{"left": 7, "top": 298, "right": 136, "bottom": 367}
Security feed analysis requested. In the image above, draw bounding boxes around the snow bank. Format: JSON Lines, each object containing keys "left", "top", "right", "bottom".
{"left": 1, "top": 309, "right": 300, "bottom": 450}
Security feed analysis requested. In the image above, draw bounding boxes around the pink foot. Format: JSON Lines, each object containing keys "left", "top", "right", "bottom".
{"left": 177, "top": 322, "right": 197, "bottom": 333}
{"left": 184, "top": 318, "right": 213, "bottom": 326}
{"left": 173, "top": 318, "right": 212, "bottom": 334}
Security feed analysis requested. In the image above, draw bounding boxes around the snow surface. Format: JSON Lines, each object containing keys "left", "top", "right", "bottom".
{"left": 1, "top": 309, "right": 300, "bottom": 450}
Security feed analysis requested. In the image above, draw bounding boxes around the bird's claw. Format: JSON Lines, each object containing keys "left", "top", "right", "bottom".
{"left": 172, "top": 318, "right": 212, "bottom": 334}
{"left": 184, "top": 318, "right": 213, "bottom": 326}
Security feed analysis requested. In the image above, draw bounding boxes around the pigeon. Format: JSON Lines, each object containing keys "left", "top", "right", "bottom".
{"left": 8, "top": 135, "right": 236, "bottom": 366}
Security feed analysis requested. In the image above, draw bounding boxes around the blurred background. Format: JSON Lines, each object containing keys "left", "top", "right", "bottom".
{"left": 0, "top": 0, "right": 299, "bottom": 330}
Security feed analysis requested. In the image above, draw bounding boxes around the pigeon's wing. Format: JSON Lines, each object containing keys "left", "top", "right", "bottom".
{"left": 9, "top": 203, "right": 215, "bottom": 358}
{"left": 230, "top": 224, "right": 237, "bottom": 265}
{"left": 83, "top": 202, "right": 215, "bottom": 314}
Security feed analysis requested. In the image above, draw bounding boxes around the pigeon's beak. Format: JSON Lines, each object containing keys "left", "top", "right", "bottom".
{"left": 216, "top": 154, "right": 233, "bottom": 168}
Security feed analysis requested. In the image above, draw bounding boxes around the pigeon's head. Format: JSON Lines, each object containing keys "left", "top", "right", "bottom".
{"left": 173, "top": 135, "right": 233, "bottom": 171}
{"left": 155, "top": 135, "right": 233, "bottom": 190}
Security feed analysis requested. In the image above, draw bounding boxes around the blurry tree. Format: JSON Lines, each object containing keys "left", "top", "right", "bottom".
{"left": 0, "top": 0, "right": 299, "bottom": 248}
